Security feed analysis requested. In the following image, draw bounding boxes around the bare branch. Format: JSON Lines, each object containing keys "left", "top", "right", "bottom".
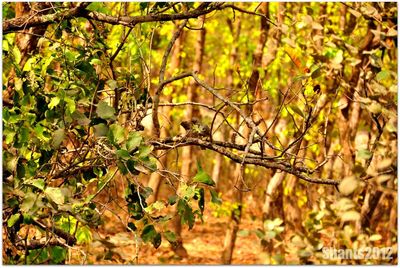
{"left": 3, "top": 3, "right": 225, "bottom": 34}
{"left": 150, "top": 136, "right": 340, "bottom": 186}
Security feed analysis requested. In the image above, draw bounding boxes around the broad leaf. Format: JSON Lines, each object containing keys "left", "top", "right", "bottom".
{"left": 193, "top": 161, "right": 215, "bottom": 186}
{"left": 338, "top": 176, "right": 359, "bottom": 196}
{"left": 7, "top": 213, "right": 21, "bottom": 227}
{"left": 177, "top": 199, "right": 195, "bottom": 229}
{"left": 96, "top": 101, "right": 116, "bottom": 120}
{"left": 210, "top": 189, "right": 222, "bottom": 204}
{"left": 163, "top": 231, "right": 177, "bottom": 243}
{"left": 126, "top": 132, "right": 142, "bottom": 152}
{"left": 108, "top": 123, "right": 125, "bottom": 145}
{"left": 45, "top": 187, "right": 65, "bottom": 205}
{"left": 116, "top": 149, "right": 131, "bottom": 160}
{"left": 51, "top": 128, "right": 65, "bottom": 149}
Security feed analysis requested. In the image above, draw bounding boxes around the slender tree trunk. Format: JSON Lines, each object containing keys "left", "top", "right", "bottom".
{"left": 259, "top": 4, "right": 286, "bottom": 263}
{"left": 211, "top": 130, "right": 223, "bottom": 189}
{"left": 221, "top": 3, "right": 269, "bottom": 264}
{"left": 147, "top": 28, "right": 185, "bottom": 204}
{"left": 212, "top": 16, "right": 242, "bottom": 191}
{"left": 172, "top": 15, "right": 206, "bottom": 258}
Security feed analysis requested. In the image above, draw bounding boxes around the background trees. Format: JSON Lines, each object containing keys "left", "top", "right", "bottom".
{"left": 2, "top": 2, "right": 397, "bottom": 264}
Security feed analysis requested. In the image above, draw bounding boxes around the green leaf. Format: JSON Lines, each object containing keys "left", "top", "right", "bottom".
{"left": 49, "top": 246, "right": 67, "bottom": 264}
{"left": 108, "top": 123, "right": 125, "bottom": 145}
{"left": 90, "top": 58, "right": 102, "bottom": 65}
{"left": 237, "top": 229, "right": 250, "bottom": 237}
{"left": 152, "top": 233, "right": 162, "bottom": 249}
{"left": 210, "top": 189, "right": 222, "bottom": 204}
{"left": 138, "top": 145, "right": 153, "bottom": 158}
{"left": 45, "top": 187, "right": 65, "bottom": 205}
{"left": 72, "top": 111, "right": 90, "bottom": 126}
{"left": 126, "top": 132, "right": 142, "bottom": 152}
{"left": 193, "top": 161, "right": 215, "bottom": 186}
{"left": 51, "top": 128, "right": 65, "bottom": 149}
{"left": 356, "top": 148, "right": 373, "bottom": 160}
{"left": 31, "top": 179, "right": 45, "bottom": 190}
{"left": 23, "top": 214, "right": 33, "bottom": 224}
{"left": 376, "top": 70, "right": 391, "bottom": 82}
{"left": 311, "top": 67, "right": 322, "bottom": 79}
{"left": 48, "top": 96, "right": 61, "bottom": 110}
{"left": 106, "top": 79, "right": 118, "bottom": 90}
{"left": 168, "top": 195, "right": 178, "bottom": 205}
{"left": 21, "top": 192, "right": 43, "bottom": 214}
{"left": 76, "top": 225, "right": 92, "bottom": 244}
{"left": 289, "top": 105, "right": 304, "bottom": 118}
{"left": 141, "top": 224, "right": 157, "bottom": 243}
{"left": 94, "top": 123, "right": 108, "bottom": 137}
{"left": 116, "top": 149, "right": 131, "bottom": 160}
{"left": 266, "top": 230, "right": 277, "bottom": 240}
{"left": 117, "top": 161, "right": 128, "bottom": 175}
{"left": 126, "top": 159, "right": 140, "bottom": 175}
{"left": 140, "top": 2, "right": 149, "bottom": 10}
{"left": 254, "top": 229, "right": 265, "bottom": 239}
{"left": 86, "top": 2, "right": 111, "bottom": 14}
{"left": 177, "top": 199, "right": 195, "bottom": 229}
{"left": 64, "top": 97, "right": 76, "bottom": 115}
{"left": 142, "top": 156, "right": 157, "bottom": 172}
{"left": 163, "top": 231, "right": 177, "bottom": 243}
{"left": 96, "top": 101, "right": 116, "bottom": 120}
{"left": 7, "top": 197, "right": 19, "bottom": 208}
{"left": 197, "top": 188, "right": 205, "bottom": 213}
{"left": 7, "top": 213, "right": 21, "bottom": 227}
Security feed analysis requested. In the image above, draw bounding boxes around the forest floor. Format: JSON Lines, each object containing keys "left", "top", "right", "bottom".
{"left": 70, "top": 211, "right": 266, "bottom": 264}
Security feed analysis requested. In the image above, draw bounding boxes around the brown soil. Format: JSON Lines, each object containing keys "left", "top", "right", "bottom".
{"left": 70, "top": 212, "right": 264, "bottom": 264}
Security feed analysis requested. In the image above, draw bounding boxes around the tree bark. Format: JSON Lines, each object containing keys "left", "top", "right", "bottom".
{"left": 147, "top": 27, "right": 186, "bottom": 204}
{"left": 221, "top": 3, "right": 270, "bottom": 264}
{"left": 172, "top": 15, "right": 206, "bottom": 258}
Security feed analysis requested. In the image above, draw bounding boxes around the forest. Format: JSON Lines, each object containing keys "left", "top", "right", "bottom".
{"left": 2, "top": 2, "right": 398, "bottom": 265}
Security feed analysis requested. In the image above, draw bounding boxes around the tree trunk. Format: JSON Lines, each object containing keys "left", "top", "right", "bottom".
{"left": 221, "top": 3, "right": 270, "bottom": 264}
{"left": 172, "top": 15, "right": 206, "bottom": 258}
{"left": 147, "top": 27, "right": 186, "bottom": 204}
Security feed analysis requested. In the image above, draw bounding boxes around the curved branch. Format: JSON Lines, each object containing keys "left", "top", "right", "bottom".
{"left": 150, "top": 136, "right": 340, "bottom": 186}
{"left": 3, "top": 3, "right": 90, "bottom": 34}
{"left": 3, "top": 3, "right": 225, "bottom": 34}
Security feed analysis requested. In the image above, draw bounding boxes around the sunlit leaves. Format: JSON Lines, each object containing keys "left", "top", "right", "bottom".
{"left": 76, "top": 225, "right": 93, "bottom": 244}
{"left": 338, "top": 176, "right": 359, "bottom": 196}
{"left": 21, "top": 192, "right": 44, "bottom": 214}
{"left": 340, "top": 211, "right": 361, "bottom": 222}
{"left": 45, "top": 187, "right": 65, "bottom": 205}
{"left": 7, "top": 213, "right": 21, "bottom": 227}
{"left": 356, "top": 148, "right": 373, "bottom": 160}
{"left": 48, "top": 96, "right": 61, "bottom": 109}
